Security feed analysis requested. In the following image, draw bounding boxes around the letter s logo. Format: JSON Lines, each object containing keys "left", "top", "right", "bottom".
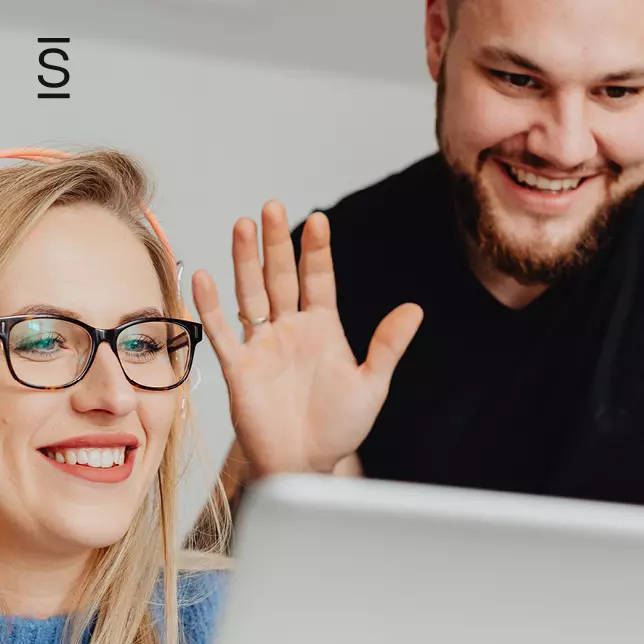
{"left": 38, "top": 48, "right": 70, "bottom": 88}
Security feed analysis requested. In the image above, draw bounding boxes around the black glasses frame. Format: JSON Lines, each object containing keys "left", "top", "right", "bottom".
{"left": 0, "top": 314, "right": 203, "bottom": 392}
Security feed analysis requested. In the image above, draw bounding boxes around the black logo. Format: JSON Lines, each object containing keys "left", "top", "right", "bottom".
{"left": 38, "top": 38, "right": 70, "bottom": 99}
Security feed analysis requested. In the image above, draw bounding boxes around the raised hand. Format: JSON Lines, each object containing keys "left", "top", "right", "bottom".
{"left": 192, "top": 201, "right": 423, "bottom": 479}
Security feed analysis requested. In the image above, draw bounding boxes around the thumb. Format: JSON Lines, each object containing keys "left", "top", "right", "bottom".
{"left": 361, "top": 303, "right": 423, "bottom": 388}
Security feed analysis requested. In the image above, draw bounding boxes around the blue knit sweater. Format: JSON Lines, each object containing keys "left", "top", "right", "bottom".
{"left": 0, "top": 570, "right": 227, "bottom": 643}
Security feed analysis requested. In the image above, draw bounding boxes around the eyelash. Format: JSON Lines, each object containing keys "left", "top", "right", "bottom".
{"left": 120, "top": 335, "right": 164, "bottom": 360}
{"left": 13, "top": 333, "right": 67, "bottom": 359}
{"left": 489, "top": 70, "right": 538, "bottom": 89}
{"left": 488, "top": 70, "right": 642, "bottom": 101}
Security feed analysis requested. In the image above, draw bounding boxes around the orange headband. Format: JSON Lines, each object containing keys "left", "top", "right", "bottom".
{"left": 0, "top": 147, "right": 190, "bottom": 318}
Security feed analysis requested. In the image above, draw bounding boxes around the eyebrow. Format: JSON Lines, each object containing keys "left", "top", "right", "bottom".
{"left": 478, "top": 46, "right": 644, "bottom": 82}
{"left": 12, "top": 305, "right": 165, "bottom": 325}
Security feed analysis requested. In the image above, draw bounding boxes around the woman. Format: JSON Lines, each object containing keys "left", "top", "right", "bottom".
{"left": 0, "top": 148, "right": 422, "bottom": 643}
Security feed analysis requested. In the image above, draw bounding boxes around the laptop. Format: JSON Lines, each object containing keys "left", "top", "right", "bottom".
{"left": 217, "top": 473, "right": 644, "bottom": 644}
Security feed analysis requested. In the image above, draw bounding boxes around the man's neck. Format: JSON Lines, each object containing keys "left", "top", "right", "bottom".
{"left": 0, "top": 538, "right": 92, "bottom": 618}
{"left": 467, "top": 243, "right": 549, "bottom": 310}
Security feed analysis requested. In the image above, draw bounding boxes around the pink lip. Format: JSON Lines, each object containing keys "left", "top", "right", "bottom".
{"left": 494, "top": 160, "right": 601, "bottom": 216}
{"left": 39, "top": 433, "right": 140, "bottom": 450}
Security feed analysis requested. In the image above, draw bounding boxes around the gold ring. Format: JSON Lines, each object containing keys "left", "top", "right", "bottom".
{"left": 238, "top": 312, "right": 270, "bottom": 327}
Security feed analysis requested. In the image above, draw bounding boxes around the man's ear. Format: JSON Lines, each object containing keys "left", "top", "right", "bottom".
{"left": 426, "top": 0, "right": 451, "bottom": 81}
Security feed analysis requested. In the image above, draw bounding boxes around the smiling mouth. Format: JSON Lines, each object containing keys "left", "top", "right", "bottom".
{"left": 38, "top": 446, "right": 133, "bottom": 469}
{"left": 500, "top": 162, "right": 591, "bottom": 193}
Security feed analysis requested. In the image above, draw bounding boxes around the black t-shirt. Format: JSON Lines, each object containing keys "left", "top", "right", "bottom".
{"left": 292, "top": 153, "right": 644, "bottom": 506}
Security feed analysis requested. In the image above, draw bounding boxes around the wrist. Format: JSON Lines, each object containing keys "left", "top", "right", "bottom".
{"left": 248, "top": 458, "right": 334, "bottom": 481}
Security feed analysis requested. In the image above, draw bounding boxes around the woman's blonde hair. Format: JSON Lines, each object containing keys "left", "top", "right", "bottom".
{"left": 0, "top": 149, "right": 231, "bottom": 644}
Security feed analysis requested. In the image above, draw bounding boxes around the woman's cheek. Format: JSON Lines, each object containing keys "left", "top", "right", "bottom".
{"left": 137, "top": 394, "right": 176, "bottom": 453}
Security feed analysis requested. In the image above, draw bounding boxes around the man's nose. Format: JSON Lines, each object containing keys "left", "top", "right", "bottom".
{"left": 526, "top": 92, "right": 599, "bottom": 171}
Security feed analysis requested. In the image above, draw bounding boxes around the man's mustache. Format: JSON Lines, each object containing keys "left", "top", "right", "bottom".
{"left": 478, "top": 148, "right": 621, "bottom": 177}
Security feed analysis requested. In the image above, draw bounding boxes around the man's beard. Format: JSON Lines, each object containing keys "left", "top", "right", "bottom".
{"left": 434, "top": 63, "right": 639, "bottom": 286}
{"left": 445, "top": 160, "right": 629, "bottom": 285}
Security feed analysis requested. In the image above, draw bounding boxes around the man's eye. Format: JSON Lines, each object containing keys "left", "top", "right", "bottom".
{"left": 491, "top": 71, "right": 538, "bottom": 89}
{"left": 602, "top": 86, "right": 641, "bottom": 100}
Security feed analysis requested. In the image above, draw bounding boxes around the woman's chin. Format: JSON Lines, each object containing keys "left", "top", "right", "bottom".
{"left": 73, "top": 527, "right": 131, "bottom": 550}
{"left": 35, "top": 513, "right": 136, "bottom": 554}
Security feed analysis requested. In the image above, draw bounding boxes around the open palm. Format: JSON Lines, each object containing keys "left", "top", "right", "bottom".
{"left": 192, "top": 202, "right": 423, "bottom": 478}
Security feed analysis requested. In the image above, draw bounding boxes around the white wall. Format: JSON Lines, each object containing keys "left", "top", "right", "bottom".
{"left": 0, "top": 0, "right": 437, "bottom": 535}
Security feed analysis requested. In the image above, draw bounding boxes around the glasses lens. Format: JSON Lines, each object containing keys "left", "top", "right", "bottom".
{"left": 9, "top": 318, "right": 92, "bottom": 388}
{"left": 117, "top": 321, "right": 191, "bottom": 389}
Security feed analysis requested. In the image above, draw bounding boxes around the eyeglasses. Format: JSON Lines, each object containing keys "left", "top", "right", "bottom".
{"left": 0, "top": 315, "right": 202, "bottom": 391}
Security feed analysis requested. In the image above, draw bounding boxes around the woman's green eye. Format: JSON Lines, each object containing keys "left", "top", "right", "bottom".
{"left": 20, "top": 336, "right": 57, "bottom": 351}
{"left": 123, "top": 339, "right": 145, "bottom": 352}
{"left": 119, "top": 334, "right": 163, "bottom": 356}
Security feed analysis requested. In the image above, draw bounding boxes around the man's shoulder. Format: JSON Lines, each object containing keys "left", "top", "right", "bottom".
{"left": 322, "top": 153, "right": 442, "bottom": 221}
{"left": 292, "top": 153, "right": 445, "bottom": 249}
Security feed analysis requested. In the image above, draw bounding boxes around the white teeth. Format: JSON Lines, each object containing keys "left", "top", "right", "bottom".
{"left": 88, "top": 450, "right": 102, "bottom": 468}
{"left": 44, "top": 446, "right": 128, "bottom": 468}
{"left": 536, "top": 176, "right": 551, "bottom": 190}
{"left": 101, "top": 450, "right": 113, "bottom": 468}
{"left": 515, "top": 169, "right": 539, "bottom": 186}
{"left": 511, "top": 166, "right": 581, "bottom": 192}
{"left": 67, "top": 449, "right": 118, "bottom": 468}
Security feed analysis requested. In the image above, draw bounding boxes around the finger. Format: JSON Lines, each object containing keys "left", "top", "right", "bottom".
{"left": 361, "top": 303, "right": 424, "bottom": 389}
{"left": 192, "top": 269, "right": 241, "bottom": 366}
{"left": 261, "top": 201, "right": 299, "bottom": 318}
{"left": 233, "top": 218, "right": 271, "bottom": 331}
{"left": 298, "top": 212, "right": 337, "bottom": 311}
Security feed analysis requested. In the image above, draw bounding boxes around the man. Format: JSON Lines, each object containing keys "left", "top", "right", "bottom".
{"left": 197, "top": 0, "right": 644, "bottom": 538}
